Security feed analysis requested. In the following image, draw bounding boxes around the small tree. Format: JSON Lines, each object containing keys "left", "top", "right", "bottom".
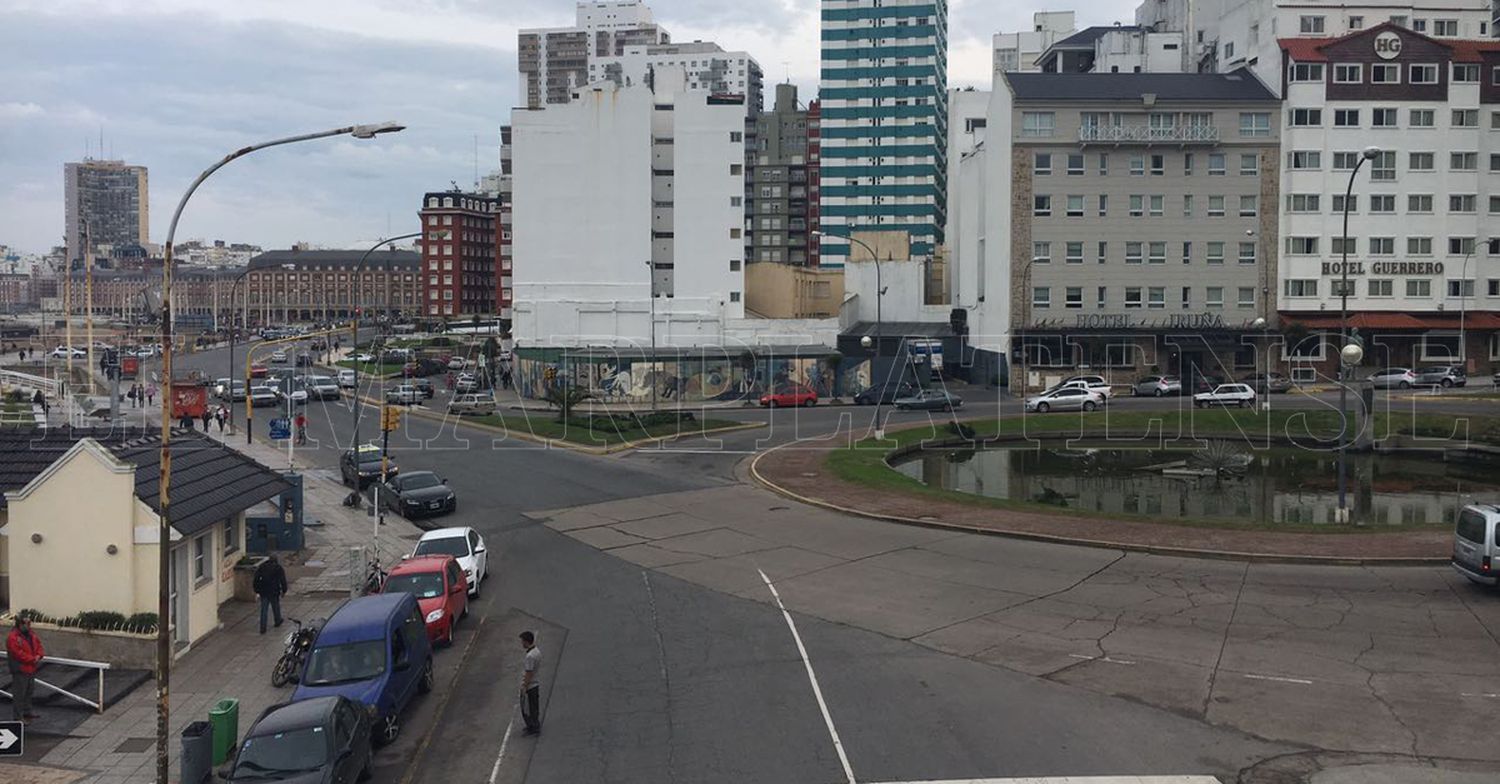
{"left": 542, "top": 379, "right": 594, "bottom": 423}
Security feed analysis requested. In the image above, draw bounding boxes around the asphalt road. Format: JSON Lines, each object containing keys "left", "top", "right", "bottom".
{"left": 147, "top": 343, "right": 1499, "bottom": 783}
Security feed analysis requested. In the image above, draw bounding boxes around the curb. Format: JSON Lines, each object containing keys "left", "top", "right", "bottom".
{"left": 747, "top": 441, "right": 1448, "bottom": 567}
{"left": 1391, "top": 393, "right": 1500, "bottom": 404}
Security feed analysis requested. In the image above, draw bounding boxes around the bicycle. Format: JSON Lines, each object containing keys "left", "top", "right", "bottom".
{"left": 362, "top": 560, "right": 388, "bottom": 596}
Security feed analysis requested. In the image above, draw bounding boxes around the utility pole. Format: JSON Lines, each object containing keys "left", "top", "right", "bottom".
{"left": 86, "top": 221, "right": 96, "bottom": 398}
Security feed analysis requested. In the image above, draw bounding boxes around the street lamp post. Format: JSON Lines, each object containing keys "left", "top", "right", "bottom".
{"left": 226, "top": 268, "right": 251, "bottom": 433}
{"left": 814, "top": 230, "right": 885, "bottom": 436}
{"left": 645, "top": 260, "right": 657, "bottom": 414}
{"left": 350, "top": 232, "right": 423, "bottom": 503}
{"left": 1458, "top": 237, "right": 1493, "bottom": 370}
{"left": 1251, "top": 317, "right": 1268, "bottom": 412}
{"left": 152, "top": 121, "right": 403, "bottom": 784}
{"left": 1334, "top": 146, "right": 1381, "bottom": 524}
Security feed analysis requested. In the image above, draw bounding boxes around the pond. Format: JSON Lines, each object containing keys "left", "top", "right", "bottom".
{"left": 890, "top": 441, "right": 1500, "bottom": 527}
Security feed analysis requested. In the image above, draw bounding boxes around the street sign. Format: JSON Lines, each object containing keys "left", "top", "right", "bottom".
{"left": 381, "top": 406, "right": 402, "bottom": 432}
{"left": 0, "top": 720, "right": 22, "bottom": 756}
{"left": 269, "top": 417, "right": 291, "bottom": 440}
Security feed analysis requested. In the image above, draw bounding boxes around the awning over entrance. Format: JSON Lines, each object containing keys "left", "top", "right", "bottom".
{"left": 1280, "top": 312, "right": 1500, "bottom": 330}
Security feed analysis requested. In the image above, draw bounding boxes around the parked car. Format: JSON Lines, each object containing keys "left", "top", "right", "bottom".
{"left": 49, "top": 346, "right": 86, "bottom": 359}
{"left": 270, "top": 349, "right": 288, "bottom": 364}
{"left": 446, "top": 356, "right": 467, "bottom": 371}
{"left": 296, "top": 352, "right": 315, "bottom": 368}
{"left": 338, "top": 369, "right": 357, "bottom": 389}
{"left": 276, "top": 379, "right": 309, "bottom": 406}
{"left": 292, "top": 593, "right": 434, "bottom": 745}
{"left": 381, "top": 555, "right": 467, "bottom": 647}
{"left": 1025, "top": 387, "right": 1103, "bottom": 413}
{"left": 340, "top": 444, "right": 399, "bottom": 489}
{"left": 248, "top": 385, "right": 281, "bottom": 408}
{"left": 1241, "top": 372, "right": 1293, "bottom": 394}
{"left": 447, "top": 393, "right": 496, "bottom": 416}
{"left": 411, "top": 378, "right": 436, "bottom": 399}
{"left": 412, "top": 527, "right": 489, "bottom": 599}
{"left": 214, "top": 379, "right": 246, "bottom": 401}
{"left": 1057, "top": 374, "right": 1113, "bottom": 399}
{"left": 760, "top": 383, "right": 817, "bottom": 407}
{"left": 893, "top": 389, "right": 963, "bottom": 411}
{"left": 1367, "top": 367, "right": 1417, "bottom": 390}
{"left": 853, "top": 380, "right": 918, "bottom": 406}
{"left": 383, "top": 471, "right": 457, "bottom": 519}
{"left": 1194, "top": 383, "right": 1257, "bottom": 408}
{"left": 305, "top": 375, "right": 341, "bottom": 401}
{"left": 222, "top": 696, "right": 372, "bottom": 783}
{"left": 249, "top": 363, "right": 269, "bottom": 379}
{"left": 1453, "top": 503, "right": 1500, "bottom": 585}
{"left": 386, "top": 385, "right": 422, "bottom": 405}
{"left": 1186, "top": 372, "right": 1229, "bottom": 394}
{"left": 353, "top": 352, "right": 376, "bottom": 363}
{"left": 1132, "top": 375, "right": 1182, "bottom": 397}
{"left": 454, "top": 374, "right": 479, "bottom": 394}
{"left": 1414, "top": 365, "right": 1467, "bottom": 388}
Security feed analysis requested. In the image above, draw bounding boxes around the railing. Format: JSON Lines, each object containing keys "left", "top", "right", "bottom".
{"left": 1078, "top": 124, "right": 1220, "bottom": 144}
{"left": 0, "top": 653, "right": 113, "bottom": 713}
{"left": 0, "top": 368, "right": 61, "bottom": 397}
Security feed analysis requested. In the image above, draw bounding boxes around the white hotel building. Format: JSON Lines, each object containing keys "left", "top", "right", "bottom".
{"left": 1277, "top": 22, "right": 1500, "bottom": 378}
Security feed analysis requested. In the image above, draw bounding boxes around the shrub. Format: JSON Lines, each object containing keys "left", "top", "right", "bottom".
{"left": 75, "top": 610, "right": 128, "bottom": 630}
{"left": 15, "top": 608, "right": 158, "bottom": 634}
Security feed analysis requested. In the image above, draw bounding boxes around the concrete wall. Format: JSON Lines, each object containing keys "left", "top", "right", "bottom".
{"left": 744, "top": 262, "right": 843, "bottom": 319}
{"left": 31, "top": 622, "right": 157, "bottom": 671}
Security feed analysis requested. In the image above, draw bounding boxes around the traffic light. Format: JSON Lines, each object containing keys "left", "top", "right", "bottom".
{"left": 543, "top": 367, "right": 557, "bottom": 382}
{"left": 380, "top": 405, "right": 402, "bottom": 432}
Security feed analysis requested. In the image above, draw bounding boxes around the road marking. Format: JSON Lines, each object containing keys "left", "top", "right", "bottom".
{"left": 398, "top": 616, "right": 487, "bottom": 784}
{"left": 486, "top": 713, "right": 516, "bottom": 784}
{"left": 1460, "top": 692, "right": 1500, "bottom": 698}
{"left": 1068, "top": 654, "right": 1137, "bottom": 665}
{"left": 758, "top": 568, "right": 857, "bottom": 784}
{"left": 869, "top": 778, "right": 1222, "bottom": 783}
{"left": 1243, "top": 673, "right": 1314, "bottom": 685}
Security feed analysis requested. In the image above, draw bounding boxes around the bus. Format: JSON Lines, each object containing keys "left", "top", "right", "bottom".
{"left": 444, "top": 320, "right": 503, "bottom": 336}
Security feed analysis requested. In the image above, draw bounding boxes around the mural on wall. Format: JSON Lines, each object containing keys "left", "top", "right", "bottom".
{"left": 514, "top": 352, "right": 875, "bottom": 403}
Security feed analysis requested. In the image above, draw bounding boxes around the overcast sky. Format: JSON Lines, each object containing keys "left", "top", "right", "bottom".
{"left": 0, "top": 0, "right": 1133, "bottom": 255}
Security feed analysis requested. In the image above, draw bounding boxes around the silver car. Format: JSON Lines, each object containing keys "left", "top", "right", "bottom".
{"left": 1414, "top": 365, "right": 1466, "bottom": 388}
{"left": 1024, "top": 387, "right": 1103, "bottom": 413}
{"left": 1453, "top": 504, "right": 1500, "bottom": 585}
{"left": 1367, "top": 368, "right": 1416, "bottom": 389}
{"left": 1132, "top": 375, "right": 1181, "bottom": 397}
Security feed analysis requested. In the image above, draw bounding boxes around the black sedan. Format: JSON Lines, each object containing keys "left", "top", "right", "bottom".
{"left": 340, "top": 444, "right": 399, "bottom": 489}
{"left": 223, "top": 695, "right": 372, "bottom": 783}
{"left": 853, "top": 381, "right": 917, "bottom": 406}
{"left": 383, "top": 471, "right": 456, "bottom": 519}
{"left": 893, "top": 389, "right": 963, "bottom": 411}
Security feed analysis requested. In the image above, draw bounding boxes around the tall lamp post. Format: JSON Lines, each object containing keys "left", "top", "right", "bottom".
{"left": 225, "top": 267, "right": 251, "bottom": 433}
{"left": 1458, "top": 236, "right": 1494, "bottom": 370}
{"left": 1334, "top": 145, "right": 1381, "bottom": 524}
{"left": 153, "top": 121, "right": 403, "bottom": 784}
{"left": 812, "top": 230, "right": 885, "bottom": 434}
{"left": 350, "top": 232, "right": 423, "bottom": 498}
{"left": 644, "top": 259, "right": 657, "bottom": 414}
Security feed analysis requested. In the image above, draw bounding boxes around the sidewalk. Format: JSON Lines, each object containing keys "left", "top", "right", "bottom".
{"left": 30, "top": 385, "right": 425, "bottom": 782}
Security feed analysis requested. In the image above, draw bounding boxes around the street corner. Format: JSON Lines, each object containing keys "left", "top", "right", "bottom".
{"left": 0, "top": 761, "right": 90, "bottom": 784}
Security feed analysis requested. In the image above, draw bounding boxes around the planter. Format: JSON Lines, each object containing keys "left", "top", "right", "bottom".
{"left": 13, "top": 619, "right": 156, "bottom": 670}
{"left": 233, "top": 556, "right": 269, "bottom": 602}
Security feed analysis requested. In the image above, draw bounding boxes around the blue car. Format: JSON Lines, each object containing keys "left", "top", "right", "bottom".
{"left": 292, "top": 593, "right": 434, "bottom": 745}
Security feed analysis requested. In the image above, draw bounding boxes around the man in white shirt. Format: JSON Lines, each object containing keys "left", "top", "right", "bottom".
{"left": 520, "top": 630, "right": 542, "bottom": 735}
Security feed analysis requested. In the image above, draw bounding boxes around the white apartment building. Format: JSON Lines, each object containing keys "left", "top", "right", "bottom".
{"left": 1278, "top": 22, "right": 1500, "bottom": 377}
{"left": 509, "top": 73, "right": 748, "bottom": 348}
{"left": 994, "top": 11, "right": 1077, "bottom": 72}
{"left": 1034, "top": 25, "right": 1188, "bottom": 73}
{"left": 593, "top": 41, "right": 764, "bottom": 115}
{"left": 517, "top": 1, "right": 670, "bottom": 109}
{"left": 1136, "top": 0, "right": 1491, "bottom": 90}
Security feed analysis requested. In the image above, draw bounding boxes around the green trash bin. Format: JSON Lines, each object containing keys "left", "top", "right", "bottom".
{"left": 209, "top": 698, "right": 240, "bottom": 766}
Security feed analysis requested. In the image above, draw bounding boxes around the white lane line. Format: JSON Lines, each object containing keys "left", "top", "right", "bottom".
{"left": 1461, "top": 692, "right": 1500, "bottom": 698}
{"left": 868, "top": 777, "right": 1222, "bottom": 783}
{"left": 758, "top": 567, "right": 857, "bottom": 784}
{"left": 486, "top": 713, "right": 516, "bottom": 784}
{"left": 1243, "top": 673, "right": 1314, "bottom": 685}
{"left": 1067, "top": 654, "right": 1137, "bottom": 665}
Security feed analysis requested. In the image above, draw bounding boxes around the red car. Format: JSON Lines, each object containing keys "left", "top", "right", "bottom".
{"left": 760, "top": 383, "right": 817, "bottom": 408}
{"left": 249, "top": 363, "right": 268, "bottom": 379}
{"left": 380, "top": 555, "right": 467, "bottom": 647}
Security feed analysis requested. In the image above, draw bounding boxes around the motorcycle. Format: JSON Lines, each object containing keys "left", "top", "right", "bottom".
{"left": 271, "top": 617, "right": 323, "bottom": 688}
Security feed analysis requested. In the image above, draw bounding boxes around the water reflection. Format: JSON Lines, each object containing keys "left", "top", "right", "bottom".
{"left": 891, "top": 441, "right": 1500, "bottom": 526}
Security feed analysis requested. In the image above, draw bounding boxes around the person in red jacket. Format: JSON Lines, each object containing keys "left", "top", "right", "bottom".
{"left": 7, "top": 615, "right": 44, "bottom": 721}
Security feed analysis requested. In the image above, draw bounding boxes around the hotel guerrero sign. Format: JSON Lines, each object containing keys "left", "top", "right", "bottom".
{"left": 1321, "top": 261, "right": 1444, "bottom": 276}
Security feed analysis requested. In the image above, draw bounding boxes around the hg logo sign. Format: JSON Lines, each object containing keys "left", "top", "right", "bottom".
{"left": 1375, "top": 31, "right": 1403, "bottom": 59}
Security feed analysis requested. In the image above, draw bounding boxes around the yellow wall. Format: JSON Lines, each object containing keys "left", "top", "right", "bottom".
{"left": 8, "top": 444, "right": 138, "bottom": 618}
{"left": 745, "top": 262, "right": 844, "bottom": 319}
{"left": 848, "top": 229, "right": 912, "bottom": 262}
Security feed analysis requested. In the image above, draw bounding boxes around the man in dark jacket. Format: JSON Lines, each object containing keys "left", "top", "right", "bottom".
{"left": 7, "top": 615, "right": 44, "bottom": 722}
{"left": 253, "top": 555, "right": 289, "bottom": 634}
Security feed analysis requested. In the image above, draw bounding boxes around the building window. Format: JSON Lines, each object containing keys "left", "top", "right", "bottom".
{"left": 1451, "top": 237, "right": 1476, "bottom": 255}
{"left": 1208, "top": 153, "right": 1226, "bottom": 175}
{"left": 729, "top": 291, "right": 741, "bottom": 303}
{"left": 1235, "top": 287, "right": 1254, "bottom": 308}
{"left": 1239, "top": 195, "right": 1258, "bottom": 216}
{"left": 1453, "top": 109, "right": 1479, "bottom": 128}
{"left": 1097, "top": 286, "right": 1107, "bottom": 308}
{"left": 1450, "top": 194, "right": 1478, "bottom": 213}
{"left": 1289, "top": 108, "right": 1322, "bottom": 127}
{"left": 1407, "top": 279, "right": 1432, "bottom": 297}
{"left": 1097, "top": 153, "right": 1109, "bottom": 174}
{"left": 1065, "top": 287, "right": 1083, "bottom": 309}
{"left": 1300, "top": 15, "right": 1326, "bottom": 33}
{"left": 1348, "top": 15, "right": 1364, "bottom": 29}
{"left": 1147, "top": 287, "right": 1166, "bottom": 309}
{"left": 1408, "top": 194, "right": 1434, "bottom": 213}
{"left": 1034, "top": 153, "right": 1052, "bottom": 175}
{"left": 1288, "top": 63, "right": 1324, "bottom": 82}
{"left": 1288, "top": 151, "right": 1321, "bottom": 170}
{"left": 1238, "top": 153, "right": 1258, "bottom": 175}
{"left": 1066, "top": 195, "right": 1085, "bottom": 217}
{"left": 1287, "top": 194, "right": 1320, "bottom": 213}
{"left": 1066, "top": 154, "right": 1084, "bottom": 175}
{"left": 1125, "top": 242, "right": 1143, "bottom": 264}
{"left": 1182, "top": 241, "right": 1192, "bottom": 264}
{"left": 1410, "top": 108, "right": 1434, "bottom": 127}
{"left": 1369, "top": 237, "right": 1395, "bottom": 255}
{"left": 1203, "top": 286, "right": 1223, "bottom": 308}
{"left": 1031, "top": 287, "right": 1051, "bottom": 309}
{"left": 223, "top": 518, "right": 238, "bottom": 555}
{"left": 1097, "top": 194, "right": 1108, "bottom": 216}
{"left": 1371, "top": 108, "right": 1397, "bottom": 127}
{"left": 1207, "top": 195, "right": 1225, "bottom": 216}
{"left": 1408, "top": 237, "right": 1433, "bottom": 255}
{"left": 730, "top": 228, "right": 741, "bottom": 238}
{"left": 1332, "top": 194, "right": 1357, "bottom": 214}
{"left": 1368, "top": 279, "right": 1393, "bottom": 297}
{"left": 1407, "top": 64, "right": 1439, "bottom": 84}
{"left": 1181, "top": 286, "right": 1192, "bottom": 309}
{"left": 730, "top": 131, "right": 742, "bottom": 142}
{"left": 1370, "top": 151, "right": 1396, "bottom": 180}
{"left": 1207, "top": 242, "right": 1225, "bottom": 264}
{"left": 1033, "top": 195, "right": 1052, "bottom": 216}
{"left": 1237, "top": 112, "right": 1270, "bottom": 137}
{"left": 1129, "top": 194, "right": 1144, "bottom": 217}
{"left": 1334, "top": 109, "right": 1360, "bottom": 127}
{"left": 1371, "top": 63, "right": 1400, "bottom": 83}
{"left": 1183, "top": 194, "right": 1194, "bottom": 216}
{"left": 1097, "top": 241, "right": 1108, "bottom": 263}
{"left": 1150, "top": 154, "right": 1165, "bottom": 175}
{"left": 193, "top": 535, "right": 207, "bottom": 582}
{"left": 730, "top": 164, "right": 742, "bottom": 175}
{"left": 1021, "top": 112, "right": 1056, "bottom": 137}
{"left": 1284, "top": 279, "right": 1318, "bottom": 297}
{"left": 1149, "top": 195, "right": 1164, "bottom": 216}
{"left": 1332, "top": 236, "right": 1357, "bottom": 255}
{"left": 1058, "top": 241, "right": 1082, "bottom": 264}
{"left": 1451, "top": 152, "right": 1478, "bottom": 171}
{"left": 1367, "top": 195, "right": 1395, "bottom": 214}
{"left": 1332, "top": 64, "right": 1361, "bottom": 83}
{"left": 1033, "top": 241, "right": 1052, "bottom": 264}
{"left": 1454, "top": 64, "right": 1480, "bottom": 82}
{"left": 1490, "top": 154, "right": 1500, "bottom": 172}
{"left": 1129, "top": 155, "right": 1146, "bottom": 175}
{"left": 1433, "top": 19, "right": 1458, "bottom": 36}
{"left": 729, "top": 259, "right": 741, "bottom": 271}
{"left": 1149, "top": 242, "right": 1166, "bottom": 264}
{"left": 1409, "top": 152, "right": 1434, "bottom": 171}
{"left": 1238, "top": 242, "right": 1257, "bottom": 264}
{"left": 1448, "top": 279, "right": 1477, "bottom": 298}
{"left": 1286, "top": 237, "right": 1319, "bottom": 255}
{"left": 1124, "top": 287, "right": 1142, "bottom": 308}
{"left": 1490, "top": 196, "right": 1500, "bottom": 215}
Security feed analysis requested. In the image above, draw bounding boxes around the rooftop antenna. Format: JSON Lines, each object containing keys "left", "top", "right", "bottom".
{"left": 473, "top": 134, "right": 479, "bottom": 190}
{"left": 99, "top": 125, "right": 104, "bottom": 160}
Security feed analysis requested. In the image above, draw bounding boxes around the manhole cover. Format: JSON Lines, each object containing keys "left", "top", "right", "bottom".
{"left": 116, "top": 737, "right": 156, "bottom": 753}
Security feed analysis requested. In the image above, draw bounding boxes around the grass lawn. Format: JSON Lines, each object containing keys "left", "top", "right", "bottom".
{"left": 469, "top": 410, "right": 747, "bottom": 447}
{"left": 823, "top": 408, "right": 1500, "bottom": 533}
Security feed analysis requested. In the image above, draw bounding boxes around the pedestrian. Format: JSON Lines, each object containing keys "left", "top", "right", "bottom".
{"left": 146, "top": 384, "right": 156, "bottom": 406}
{"left": 294, "top": 412, "right": 308, "bottom": 445}
{"left": 200, "top": 408, "right": 212, "bottom": 432}
{"left": 215, "top": 406, "right": 227, "bottom": 432}
{"left": 519, "top": 630, "right": 542, "bottom": 735}
{"left": 7, "top": 614, "right": 44, "bottom": 723}
{"left": 128, "top": 384, "right": 138, "bottom": 408}
{"left": 253, "top": 554, "right": 288, "bottom": 635}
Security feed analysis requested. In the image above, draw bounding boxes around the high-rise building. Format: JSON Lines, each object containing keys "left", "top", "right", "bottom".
{"left": 994, "top": 11, "right": 1076, "bottom": 72}
{"left": 595, "top": 40, "right": 764, "bottom": 115}
{"left": 1033, "top": 25, "right": 1188, "bottom": 73}
{"left": 818, "top": 0, "right": 948, "bottom": 265}
{"left": 418, "top": 191, "right": 504, "bottom": 319}
{"left": 747, "top": 83, "right": 817, "bottom": 265}
{"left": 63, "top": 159, "right": 149, "bottom": 266}
{"left": 518, "top": 1, "right": 669, "bottom": 109}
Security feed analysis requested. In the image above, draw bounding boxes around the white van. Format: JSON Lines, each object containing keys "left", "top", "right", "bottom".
{"left": 338, "top": 369, "right": 357, "bottom": 389}
{"left": 1453, "top": 504, "right": 1500, "bottom": 585}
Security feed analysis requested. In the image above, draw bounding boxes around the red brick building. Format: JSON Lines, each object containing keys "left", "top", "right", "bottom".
{"left": 419, "top": 191, "right": 504, "bottom": 320}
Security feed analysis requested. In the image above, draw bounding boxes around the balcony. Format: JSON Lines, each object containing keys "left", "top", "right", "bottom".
{"left": 1078, "top": 124, "right": 1220, "bottom": 146}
